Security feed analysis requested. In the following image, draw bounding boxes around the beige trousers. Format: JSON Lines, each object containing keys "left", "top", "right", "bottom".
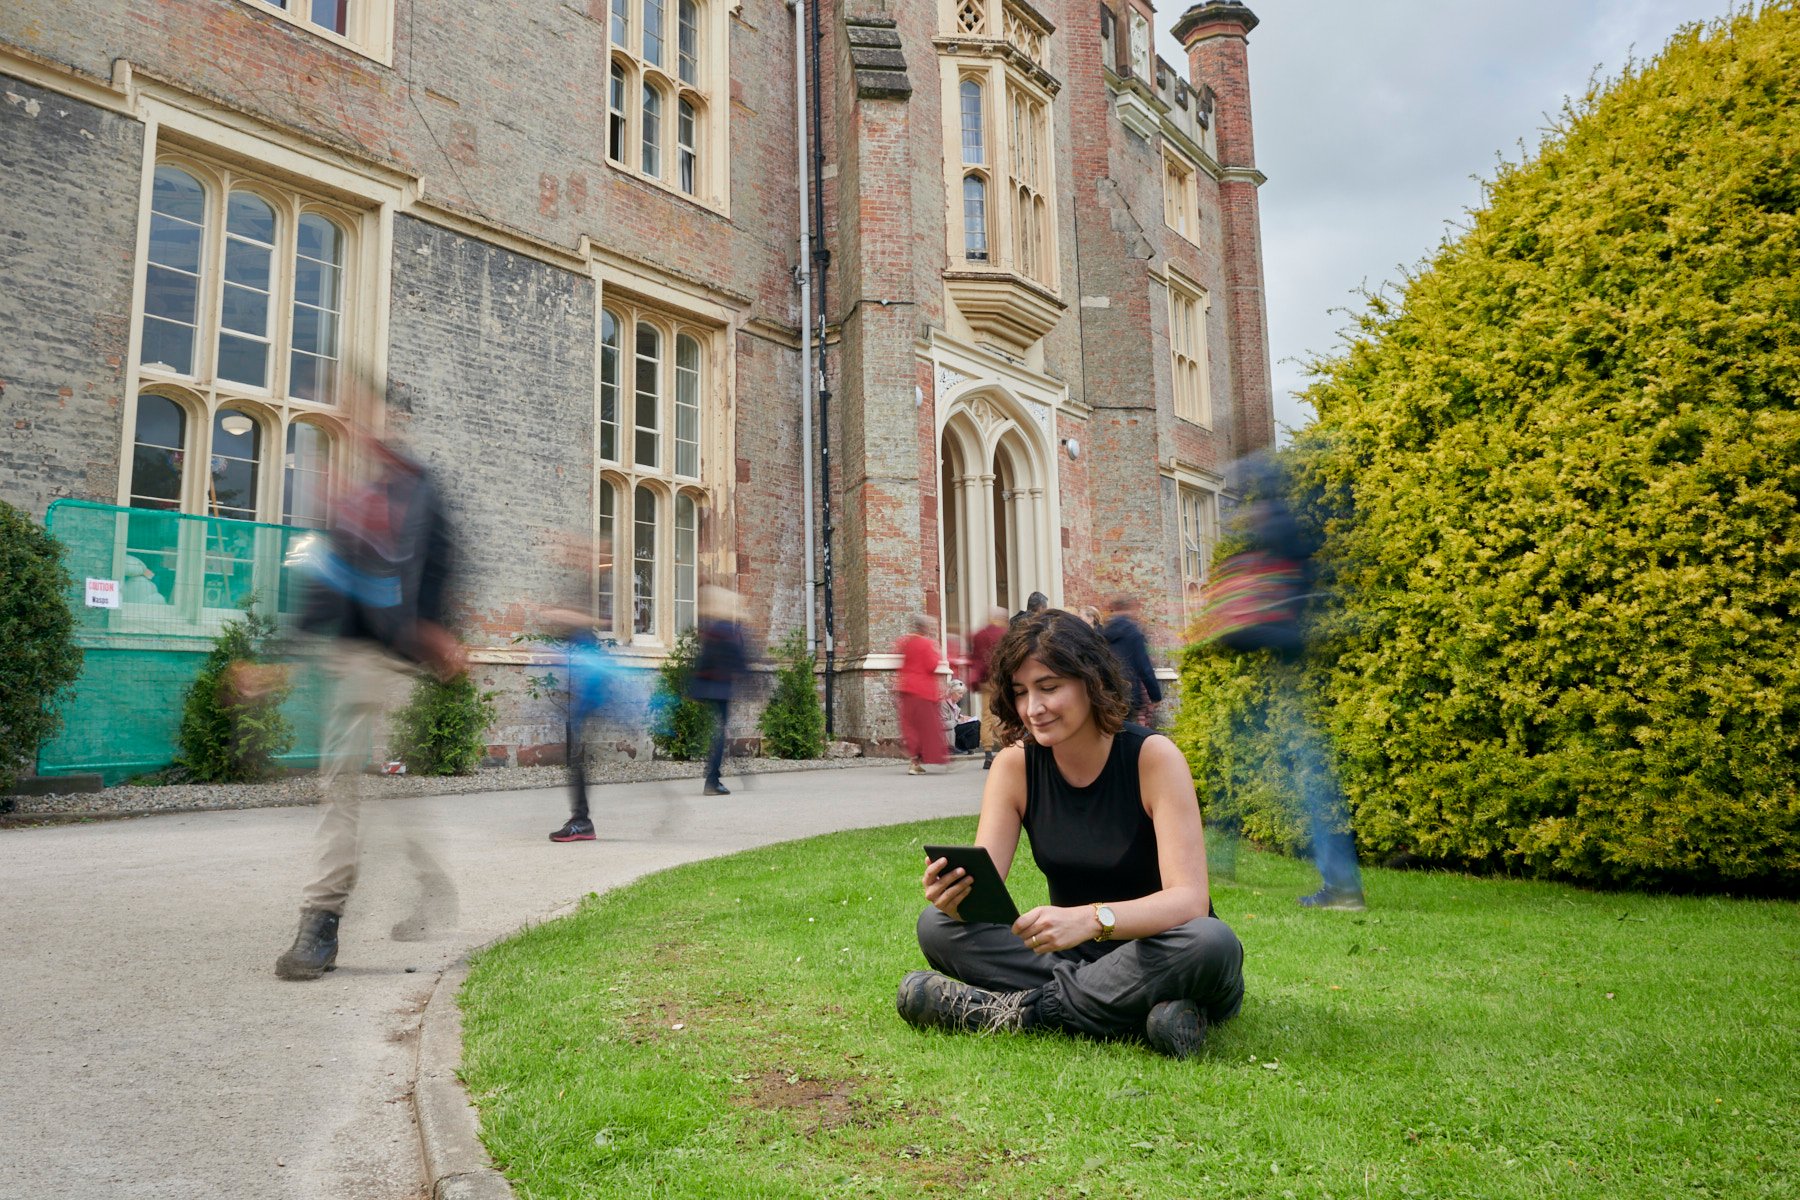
{"left": 300, "top": 641, "right": 414, "bottom": 916}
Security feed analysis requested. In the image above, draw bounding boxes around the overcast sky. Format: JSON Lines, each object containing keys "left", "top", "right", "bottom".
{"left": 1157, "top": 0, "right": 1748, "bottom": 441}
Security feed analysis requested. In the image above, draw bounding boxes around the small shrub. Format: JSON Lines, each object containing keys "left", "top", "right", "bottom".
{"left": 650, "top": 626, "right": 714, "bottom": 761}
{"left": 759, "top": 629, "right": 824, "bottom": 759}
{"left": 390, "top": 671, "right": 498, "bottom": 776}
{"left": 0, "top": 501, "right": 83, "bottom": 794}
{"left": 175, "top": 605, "right": 294, "bottom": 783}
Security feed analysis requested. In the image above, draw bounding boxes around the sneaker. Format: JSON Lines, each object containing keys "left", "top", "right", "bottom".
{"left": 549, "top": 817, "right": 596, "bottom": 842}
{"left": 275, "top": 908, "right": 341, "bottom": 981}
{"left": 907, "top": 763, "right": 926, "bottom": 776}
{"left": 1298, "top": 886, "right": 1366, "bottom": 912}
{"left": 895, "top": 970, "right": 1033, "bottom": 1034}
{"left": 703, "top": 783, "right": 731, "bottom": 796}
{"left": 1145, "top": 998, "right": 1208, "bottom": 1059}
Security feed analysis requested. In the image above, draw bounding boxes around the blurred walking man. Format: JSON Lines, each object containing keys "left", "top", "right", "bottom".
{"left": 689, "top": 586, "right": 750, "bottom": 797}
{"left": 276, "top": 396, "right": 464, "bottom": 981}
{"left": 1103, "top": 595, "right": 1164, "bottom": 728}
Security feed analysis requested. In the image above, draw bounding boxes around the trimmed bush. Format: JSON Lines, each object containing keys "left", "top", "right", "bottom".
{"left": 175, "top": 607, "right": 294, "bottom": 783}
{"left": 759, "top": 629, "right": 825, "bottom": 759}
{"left": 650, "top": 627, "right": 714, "bottom": 762}
{"left": 0, "top": 501, "right": 83, "bottom": 794}
{"left": 390, "top": 671, "right": 499, "bottom": 776}
{"left": 1179, "top": 8, "right": 1800, "bottom": 889}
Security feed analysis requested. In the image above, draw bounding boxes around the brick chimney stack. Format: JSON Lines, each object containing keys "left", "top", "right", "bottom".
{"left": 1173, "top": 1, "right": 1275, "bottom": 455}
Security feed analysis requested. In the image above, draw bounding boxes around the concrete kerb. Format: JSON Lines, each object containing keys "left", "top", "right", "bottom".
{"left": 416, "top": 959, "right": 516, "bottom": 1200}
{"left": 414, "top": 892, "right": 588, "bottom": 1200}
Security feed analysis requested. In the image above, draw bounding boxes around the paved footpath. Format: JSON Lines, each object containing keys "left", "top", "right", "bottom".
{"left": 0, "top": 764, "right": 982, "bottom": 1200}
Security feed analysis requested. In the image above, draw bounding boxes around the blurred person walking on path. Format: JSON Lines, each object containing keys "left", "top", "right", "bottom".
{"left": 689, "top": 585, "right": 750, "bottom": 797}
{"left": 896, "top": 614, "right": 949, "bottom": 775}
{"left": 1196, "top": 451, "right": 1365, "bottom": 911}
{"left": 969, "top": 606, "right": 1009, "bottom": 770}
{"left": 539, "top": 605, "right": 627, "bottom": 842}
{"left": 1103, "top": 595, "right": 1163, "bottom": 728}
{"left": 276, "top": 393, "right": 465, "bottom": 981}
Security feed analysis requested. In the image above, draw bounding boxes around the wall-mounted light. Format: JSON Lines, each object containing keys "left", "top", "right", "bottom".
{"left": 220, "top": 413, "right": 253, "bottom": 437}
{"left": 1063, "top": 437, "right": 1081, "bottom": 461}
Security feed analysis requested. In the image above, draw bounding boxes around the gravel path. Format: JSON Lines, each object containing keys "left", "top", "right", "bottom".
{"left": 4, "top": 752, "right": 903, "bottom": 820}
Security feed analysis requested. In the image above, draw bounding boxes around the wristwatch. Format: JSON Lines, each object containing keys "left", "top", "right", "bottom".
{"left": 1092, "top": 903, "right": 1116, "bottom": 942}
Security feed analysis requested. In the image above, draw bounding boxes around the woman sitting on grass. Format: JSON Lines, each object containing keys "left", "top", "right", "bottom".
{"left": 897, "top": 608, "right": 1243, "bottom": 1058}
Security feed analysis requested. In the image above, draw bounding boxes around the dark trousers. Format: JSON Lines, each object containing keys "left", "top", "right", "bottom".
{"left": 567, "top": 712, "right": 591, "bottom": 822}
{"left": 702, "top": 698, "right": 730, "bottom": 786}
{"left": 916, "top": 908, "right": 1245, "bottom": 1040}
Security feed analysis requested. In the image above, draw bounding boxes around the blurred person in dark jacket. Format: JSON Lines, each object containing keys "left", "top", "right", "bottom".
{"left": 276, "top": 387, "right": 466, "bottom": 981}
{"left": 1103, "top": 595, "right": 1163, "bottom": 728}
{"left": 689, "top": 585, "right": 751, "bottom": 796}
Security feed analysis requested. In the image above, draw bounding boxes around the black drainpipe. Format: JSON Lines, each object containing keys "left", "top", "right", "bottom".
{"left": 809, "top": 0, "right": 836, "bottom": 736}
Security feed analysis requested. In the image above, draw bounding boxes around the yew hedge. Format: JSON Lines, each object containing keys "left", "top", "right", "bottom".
{"left": 1177, "top": 6, "right": 1800, "bottom": 889}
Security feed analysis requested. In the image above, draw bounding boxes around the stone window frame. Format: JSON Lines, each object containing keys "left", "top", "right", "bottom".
{"left": 1006, "top": 80, "right": 1054, "bottom": 287}
{"left": 98, "top": 78, "right": 406, "bottom": 633}
{"left": 1162, "top": 146, "right": 1199, "bottom": 244}
{"left": 605, "top": 0, "right": 730, "bottom": 214}
{"left": 234, "top": 0, "right": 397, "bottom": 66}
{"left": 124, "top": 147, "right": 377, "bottom": 528}
{"left": 1166, "top": 270, "right": 1212, "bottom": 428}
{"left": 958, "top": 74, "right": 992, "bottom": 262}
{"left": 594, "top": 292, "right": 717, "bottom": 645}
{"left": 938, "top": 56, "right": 1059, "bottom": 292}
{"left": 1175, "top": 475, "right": 1221, "bottom": 622}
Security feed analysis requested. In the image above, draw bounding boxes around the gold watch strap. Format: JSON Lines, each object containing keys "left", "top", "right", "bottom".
{"left": 1092, "top": 902, "right": 1113, "bottom": 941}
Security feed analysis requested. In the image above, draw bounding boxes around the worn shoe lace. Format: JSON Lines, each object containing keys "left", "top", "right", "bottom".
{"left": 896, "top": 970, "right": 1032, "bottom": 1034}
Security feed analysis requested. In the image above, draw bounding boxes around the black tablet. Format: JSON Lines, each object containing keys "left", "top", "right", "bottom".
{"left": 923, "top": 844, "right": 1021, "bottom": 925}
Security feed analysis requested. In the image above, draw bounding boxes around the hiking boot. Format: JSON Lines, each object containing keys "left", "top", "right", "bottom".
{"left": 275, "top": 908, "right": 341, "bottom": 981}
{"left": 1145, "top": 999, "right": 1208, "bottom": 1059}
{"left": 703, "top": 782, "right": 731, "bottom": 796}
{"left": 896, "top": 970, "right": 1035, "bottom": 1034}
{"left": 1298, "top": 886, "right": 1366, "bottom": 912}
{"left": 550, "top": 817, "right": 596, "bottom": 842}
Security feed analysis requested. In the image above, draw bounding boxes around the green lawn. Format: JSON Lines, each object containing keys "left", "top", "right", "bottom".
{"left": 459, "top": 820, "right": 1798, "bottom": 1199}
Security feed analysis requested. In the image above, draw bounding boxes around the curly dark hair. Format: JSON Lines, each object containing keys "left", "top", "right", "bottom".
{"left": 984, "top": 609, "right": 1132, "bottom": 744}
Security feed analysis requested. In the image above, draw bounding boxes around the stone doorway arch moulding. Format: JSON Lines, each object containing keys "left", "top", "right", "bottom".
{"left": 933, "top": 364, "right": 1065, "bottom": 644}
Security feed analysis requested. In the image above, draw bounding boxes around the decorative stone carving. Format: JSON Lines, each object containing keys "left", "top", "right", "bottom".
{"left": 936, "top": 363, "right": 970, "bottom": 403}
{"left": 1129, "top": 11, "right": 1151, "bottom": 79}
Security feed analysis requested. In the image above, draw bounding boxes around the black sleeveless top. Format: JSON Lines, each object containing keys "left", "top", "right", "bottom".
{"left": 1022, "top": 724, "right": 1164, "bottom": 907}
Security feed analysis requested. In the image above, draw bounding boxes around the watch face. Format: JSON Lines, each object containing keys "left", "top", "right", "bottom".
{"left": 1098, "top": 906, "right": 1116, "bottom": 928}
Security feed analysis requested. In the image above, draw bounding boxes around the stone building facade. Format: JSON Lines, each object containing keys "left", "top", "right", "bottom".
{"left": 0, "top": 0, "right": 1272, "bottom": 760}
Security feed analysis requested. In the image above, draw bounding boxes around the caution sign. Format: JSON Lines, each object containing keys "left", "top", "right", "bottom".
{"left": 85, "top": 577, "right": 121, "bottom": 609}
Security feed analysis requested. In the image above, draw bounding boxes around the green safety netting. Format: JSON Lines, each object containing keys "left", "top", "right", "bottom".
{"left": 38, "top": 499, "right": 328, "bottom": 783}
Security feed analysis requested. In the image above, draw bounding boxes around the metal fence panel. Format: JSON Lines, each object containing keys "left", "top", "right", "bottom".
{"left": 38, "top": 499, "right": 326, "bottom": 783}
